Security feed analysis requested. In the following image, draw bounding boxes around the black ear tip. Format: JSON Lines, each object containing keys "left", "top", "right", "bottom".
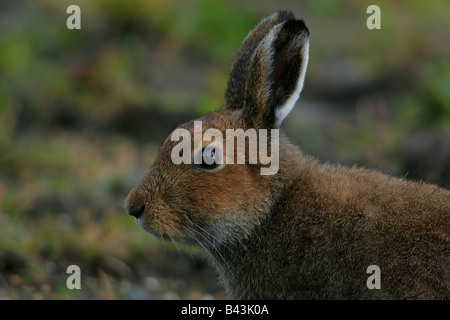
{"left": 273, "top": 10, "right": 309, "bottom": 36}
{"left": 275, "top": 10, "right": 296, "bottom": 21}
{"left": 283, "top": 18, "right": 310, "bottom": 37}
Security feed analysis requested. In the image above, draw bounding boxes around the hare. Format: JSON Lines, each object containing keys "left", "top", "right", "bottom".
{"left": 125, "top": 11, "right": 450, "bottom": 299}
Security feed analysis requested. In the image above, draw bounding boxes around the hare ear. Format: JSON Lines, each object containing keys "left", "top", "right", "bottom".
{"left": 242, "top": 18, "right": 309, "bottom": 129}
{"left": 224, "top": 10, "right": 295, "bottom": 110}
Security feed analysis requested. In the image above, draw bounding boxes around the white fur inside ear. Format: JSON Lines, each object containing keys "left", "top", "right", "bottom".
{"left": 275, "top": 40, "right": 309, "bottom": 128}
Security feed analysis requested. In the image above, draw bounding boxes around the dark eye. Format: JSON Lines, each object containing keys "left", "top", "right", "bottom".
{"left": 198, "top": 148, "right": 221, "bottom": 170}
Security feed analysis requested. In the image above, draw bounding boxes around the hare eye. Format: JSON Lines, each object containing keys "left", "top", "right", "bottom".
{"left": 199, "top": 148, "right": 221, "bottom": 170}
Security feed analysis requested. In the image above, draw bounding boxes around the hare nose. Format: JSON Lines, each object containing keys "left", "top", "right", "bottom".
{"left": 126, "top": 201, "right": 146, "bottom": 218}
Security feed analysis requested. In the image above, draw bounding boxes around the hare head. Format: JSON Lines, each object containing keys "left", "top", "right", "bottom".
{"left": 125, "top": 10, "right": 450, "bottom": 300}
{"left": 125, "top": 11, "right": 309, "bottom": 246}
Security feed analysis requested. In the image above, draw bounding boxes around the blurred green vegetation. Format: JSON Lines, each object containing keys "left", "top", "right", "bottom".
{"left": 0, "top": 0, "right": 449, "bottom": 299}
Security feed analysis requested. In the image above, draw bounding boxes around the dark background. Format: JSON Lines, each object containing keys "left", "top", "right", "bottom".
{"left": 0, "top": 0, "right": 449, "bottom": 299}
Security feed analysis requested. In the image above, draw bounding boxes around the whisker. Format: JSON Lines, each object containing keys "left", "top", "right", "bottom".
{"left": 187, "top": 219, "right": 235, "bottom": 255}
{"left": 159, "top": 233, "right": 168, "bottom": 254}
{"left": 166, "top": 231, "right": 183, "bottom": 258}
{"left": 184, "top": 228, "right": 228, "bottom": 278}
{"left": 186, "top": 226, "right": 235, "bottom": 281}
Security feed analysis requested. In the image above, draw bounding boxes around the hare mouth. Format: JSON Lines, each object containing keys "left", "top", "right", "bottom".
{"left": 134, "top": 209, "right": 190, "bottom": 241}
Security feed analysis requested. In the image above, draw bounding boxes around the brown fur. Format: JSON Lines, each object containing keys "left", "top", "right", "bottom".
{"left": 126, "top": 11, "right": 449, "bottom": 299}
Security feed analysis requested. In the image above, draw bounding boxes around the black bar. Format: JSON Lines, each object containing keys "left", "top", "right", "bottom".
{"left": 0, "top": 299, "right": 446, "bottom": 319}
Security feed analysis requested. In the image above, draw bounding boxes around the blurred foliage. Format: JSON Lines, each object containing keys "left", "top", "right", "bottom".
{"left": 0, "top": 0, "right": 449, "bottom": 299}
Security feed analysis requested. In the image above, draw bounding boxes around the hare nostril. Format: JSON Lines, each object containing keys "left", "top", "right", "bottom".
{"left": 126, "top": 202, "right": 145, "bottom": 218}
